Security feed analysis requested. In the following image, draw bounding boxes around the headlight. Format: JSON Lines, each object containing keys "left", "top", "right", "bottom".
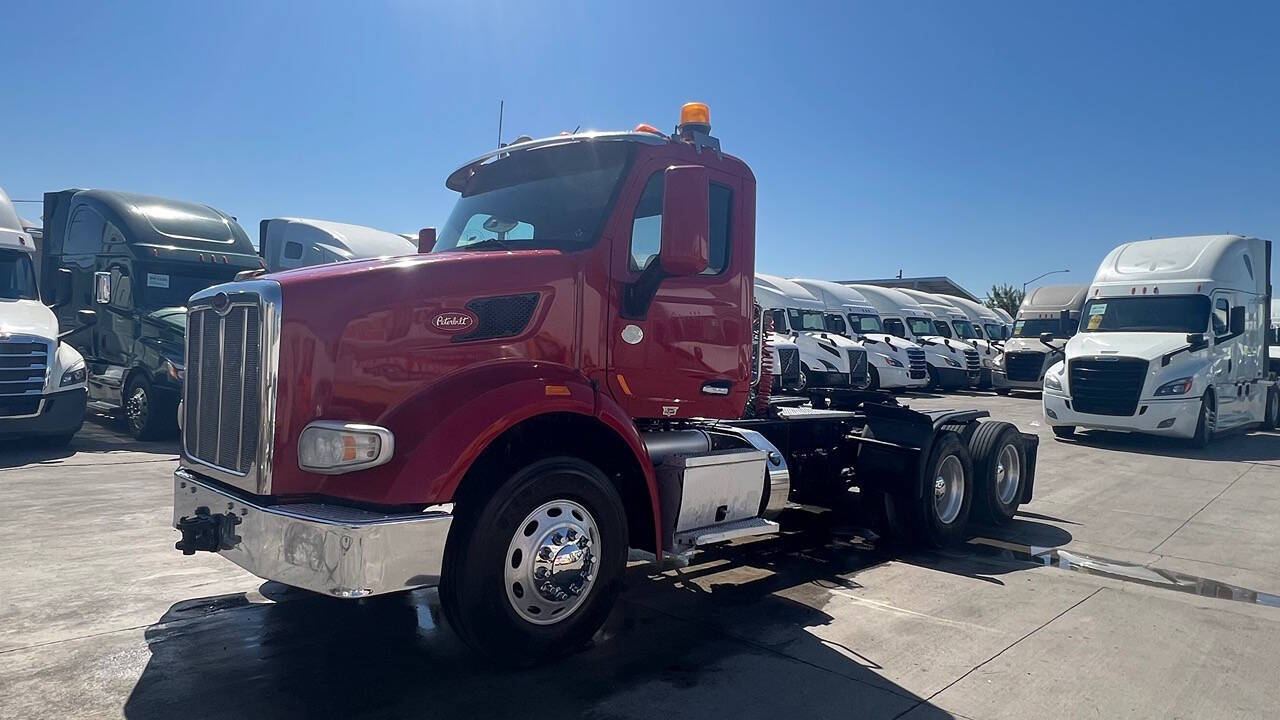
{"left": 60, "top": 363, "right": 87, "bottom": 387}
{"left": 883, "top": 355, "right": 903, "bottom": 367}
{"left": 993, "top": 353, "right": 1005, "bottom": 368}
{"left": 165, "top": 358, "right": 185, "bottom": 382}
{"left": 1154, "top": 377, "right": 1194, "bottom": 396}
{"left": 945, "top": 357, "right": 962, "bottom": 368}
{"left": 1044, "top": 372, "right": 1062, "bottom": 391}
{"left": 298, "top": 422, "right": 394, "bottom": 474}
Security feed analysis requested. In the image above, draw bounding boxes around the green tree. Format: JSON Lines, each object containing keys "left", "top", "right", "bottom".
{"left": 985, "top": 283, "right": 1024, "bottom": 317}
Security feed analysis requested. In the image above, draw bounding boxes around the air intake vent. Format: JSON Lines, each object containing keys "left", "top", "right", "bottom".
{"left": 0, "top": 338, "right": 50, "bottom": 408}
{"left": 454, "top": 293, "right": 540, "bottom": 342}
{"left": 905, "top": 348, "right": 927, "bottom": 380}
{"left": 1069, "top": 357, "right": 1147, "bottom": 416}
{"left": 1004, "top": 351, "right": 1045, "bottom": 383}
{"left": 963, "top": 349, "right": 980, "bottom": 371}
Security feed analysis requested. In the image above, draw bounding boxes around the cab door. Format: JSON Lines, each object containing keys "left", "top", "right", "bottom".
{"left": 605, "top": 155, "right": 751, "bottom": 420}
{"left": 1209, "top": 293, "right": 1240, "bottom": 426}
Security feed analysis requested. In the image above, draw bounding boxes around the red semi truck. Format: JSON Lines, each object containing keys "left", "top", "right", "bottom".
{"left": 173, "top": 103, "right": 1039, "bottom": 661}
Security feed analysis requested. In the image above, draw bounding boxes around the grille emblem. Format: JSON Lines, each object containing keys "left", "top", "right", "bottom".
{"left": 211, "top": 292, "right": 232, "bottom": 315}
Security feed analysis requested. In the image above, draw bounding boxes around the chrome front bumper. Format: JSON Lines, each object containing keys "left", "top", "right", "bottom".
{"left": 173, "top": 468, "right": 453, "bottom": 598}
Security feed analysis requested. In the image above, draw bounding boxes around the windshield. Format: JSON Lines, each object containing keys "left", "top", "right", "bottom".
{"left": 435, "top": 143, "right": 631, "bottom": 252}
{"left": 788, "top": 309, "right": 828, "bottom": 332}
{"left": 908, "top": 317, "right": 936, "bottom": 337}
{"left": 128, "top": 269, "right": 241, "bottom": 311}
{"left": 983, "top": 323, "right": 1004, "bottom": 340}
{"left": 952, "top": 319, "right": 978, "bottom": 339}
{"left": 0, "top": 250, "right": 38, "bottom": 300}
{"left": 1014, "top": 317, "right": 1071, "bottom": 338}
{"left": 1081, "top": 296, "right": 1211, "bottom": 333}
{"left": 932, "top": 320, "right": 953, "bottom": 338}
{"left": 884, "top": 318, "right": 907, "bottom": 338}
{"left": 824, "top": 313, "right": 848, "bottom": 334}
{"left": 848, "top": 313, "right": 884, "bottom": 333}
{"left": 145, "top": 306, "right": 187, "bottom": 330}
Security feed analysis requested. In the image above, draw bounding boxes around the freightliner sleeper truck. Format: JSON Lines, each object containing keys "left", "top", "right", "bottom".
{"left": 172, "top": 104, "right": 1040, "bottom": 662}
{"left": 753, "top": 273, "right": 868, "bottom": 391}
{"left": 992, "top": 284, "right": 1087, "bottom": 395}
{"left": 897, "top": 288, "right": 994, "bottom": 387}
{"left": 1044, "top": 235, "right": 1279, "bottom": 445}
{"left": 849, "top": 284, "right": 980, "bottom": 390}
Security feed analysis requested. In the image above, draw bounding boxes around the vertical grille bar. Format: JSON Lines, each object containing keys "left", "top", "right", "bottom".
{"left": 185, "top": 302, "right": 262, "bottom": 475}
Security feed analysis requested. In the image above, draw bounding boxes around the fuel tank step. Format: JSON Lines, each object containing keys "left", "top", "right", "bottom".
{"left": 673, "top": 517, "right": 779, "bottom": 549}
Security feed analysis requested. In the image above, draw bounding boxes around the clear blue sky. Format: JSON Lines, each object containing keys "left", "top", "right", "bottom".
{"left": 6, "top": 1, "right": 1279, "bottom": 298}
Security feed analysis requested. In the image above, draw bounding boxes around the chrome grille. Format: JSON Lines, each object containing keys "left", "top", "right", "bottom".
{"left": 1004, "top": 351, "right": 1045, "bottom": 383}
{"left": 0, "top": 337, "right": 50, "bottom": 416}
{"left": 185, "top": 304, "right": 262, "bottom": 474}
{"left": 905, "top": 348, "right": 927, "bottom": 379}
{"left": 777, "top": 347, "right": 801, "bottom": 388}
{"left": 963, "top": 349, "right": 980, "bottom": 371}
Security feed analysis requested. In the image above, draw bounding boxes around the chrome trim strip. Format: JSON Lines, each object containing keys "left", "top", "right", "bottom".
{"left": 297, "top": 421, "right": 395, "bottom": 475}
{"left": 0, "top": 398, "right": 45, "bottom": 420}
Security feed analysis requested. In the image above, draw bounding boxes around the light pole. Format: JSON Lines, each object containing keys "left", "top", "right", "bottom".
{"left": 1022, "top": 269, "right": 1070, "bottom": 294}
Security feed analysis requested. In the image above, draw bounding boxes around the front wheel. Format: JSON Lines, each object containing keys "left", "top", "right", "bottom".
{"left": 440, "top": 456, "right": 628, "bottom": 663}
{"left": 866, "top": 366, "right": 880, "bottom": 391}
{"left": 926, "top": 366, "right": 940, "bottom": 390}
{"left": 123, "top": 375, "right": 177, "bottom": 440}
{"left": 1264, "top": 387, "right": 1279, "bottom": 431}
{"left": 1191, "top": 393, "right": 1215, "bottom": 448}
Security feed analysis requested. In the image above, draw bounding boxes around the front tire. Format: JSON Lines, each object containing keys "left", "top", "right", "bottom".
{"left": 926, "top": 366, "right": 940, "bottom": 390}
{"left": 866, "top": 366, "right": 880, "bottom": 391}
{"left": 1264, "top": 387, "right": 1279, "bottom": 431}
{"left": 969, "top": 422, "right": 1025, "bottom": 525}
{"left": 440, "top": 456, "right": 628, "bottom": 663}
{"left": 1191, "top": 393, "right": 1215, "bottom": 448}
{"left": 123, "top": 375, "right": 177, "bottom": 440}
{"left": 996, "top": 388, "right": 1011, "bottom": 396}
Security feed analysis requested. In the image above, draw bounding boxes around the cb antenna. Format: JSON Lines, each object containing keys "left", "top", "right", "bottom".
{"left": 497, "top": 100, "right": 504, "bottom": 149}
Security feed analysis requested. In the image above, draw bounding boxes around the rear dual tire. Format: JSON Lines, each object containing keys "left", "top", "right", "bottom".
{"left": 968, "top": 422, "right": 1026, "bottom": 525}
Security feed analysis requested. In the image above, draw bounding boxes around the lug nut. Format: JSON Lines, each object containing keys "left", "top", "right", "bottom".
{"left": 552, "top": 533, "right": 564, "bottom": 545}
{"left": 566, "top": 529, "right": 578, "bottom": 541}
{"left": 539, "top": 547, "right": 553, "bottom": 560}
{"left": 535, "top": 567, "right": 548, "bottom": 579}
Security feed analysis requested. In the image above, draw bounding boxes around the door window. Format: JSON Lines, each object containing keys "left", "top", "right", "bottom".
{"left": 825, "top": 313, "right": 847, "bottom": 334}
{"left": 628, "top": 172, "right": 731, "bottom": 274}
{"left": 1212, "top": 298, "right": 1230, "bottom": 338}
{"left": 766, "top": 309, "right": 788, "bottom": 333}
{"left": 883, "top": 318, "right": 907, "bottom": 338}
{"left": 66, "top": 206, "right": 106, "bottom": 254}
{"left": 283, "top": 241, "right": 304, "bottom": 260}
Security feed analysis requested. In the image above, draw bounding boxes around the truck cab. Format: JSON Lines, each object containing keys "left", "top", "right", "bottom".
{"left": 259, "top": 217, "right": 417, "bottom": 273}
{"left": 992, "top": 284, "right": 1087, "bottom": 394}
{"left": 754, "top": 273, "right": 867, "bottom": 390}
{"left": 898, "top": 288, "right": 990, "bottom": 387}
{"left": 1044, "top": 235, "right": 1279, "bottom": 445}
{"left": 0, "top": 186, "right": 88, "bottom": 445}
{"left": 791, "top": 278, "right": 928, "bottom": 391}
{"left": 849, "top": 284, "right": 978, "bottom": 390}
{"left": 40, "top": 190, "right": 262, "bottom": 438}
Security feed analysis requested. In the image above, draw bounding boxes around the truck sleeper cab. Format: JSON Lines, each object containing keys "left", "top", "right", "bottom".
{"left": 0, "top": 186, "right": 88, "bottom": 444}
{"left": 173, "top": 104, "right": 1039, "bottom": 663}
{"left": 897, "top": 288, "right": 990, "bottom": 387}
{"left": 848, "top": 284, "right": 978, "bottom": 390}
{"left": 993, "top": 284, "right": 1087, "bottom": 394}
{"left": 259, "top": 217, "right": 417, "bottom": 273}
{"left": 754, "top": 273, "right": 868, "bottom": 391}
{"left": 1044, "top": 235, "right": 1279, "bottom": 445}
{"left": 791, "top": 278, "right": 929, "bottom": 391}
{"left": 40, "top": 190, "right": 263, "bottom": 439}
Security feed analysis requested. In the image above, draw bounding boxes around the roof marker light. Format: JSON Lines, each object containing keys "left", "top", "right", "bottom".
{"left": 634, "top": 123, "right": 663, "bottom": 136}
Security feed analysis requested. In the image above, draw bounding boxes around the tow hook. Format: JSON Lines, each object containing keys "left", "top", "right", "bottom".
{"left": 175, "top": 507, "right": 242, "bottom": 555}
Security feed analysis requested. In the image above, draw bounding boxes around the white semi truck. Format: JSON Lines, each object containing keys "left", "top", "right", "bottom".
{"left": 259, "top": 218, "right": 417, "bottom": 273}
{"left": 896, "top": 288, "right": 996, "bottom": 388}
{"left": 847, "top": 284, "right": 980, "bottom": 390}
{"left": 0, "top": 186, "right": 90, "bottom": 446}
{"left": 992, "top": 285, "right": 1088, "bottom": 395}
{"left": 791, "top": 278, "right": 929, "bottom": 391}
{"left": 1044, "top": 235, "right": 1279, "bottom": 445}
{"left": 754, "top": 274, "right": 868, "bottom": 390}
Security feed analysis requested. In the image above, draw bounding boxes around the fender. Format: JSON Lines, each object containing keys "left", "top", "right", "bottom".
{"left": 297, "top": 360, "right": 662, "bottom": 550}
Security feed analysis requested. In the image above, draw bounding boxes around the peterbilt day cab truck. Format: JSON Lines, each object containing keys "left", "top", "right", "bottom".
{"left": 171, "top": 104, "right": 1039, "bottom": 662}
{"left": 259, "top": 217, "right": 417, "bottom": 273}
{"left": 1044, "top": 235, "right": 1279, "bottom": 445}
{"left": 0, "top": 186, "right": 89, "bottom": 444}
{"left": 791, "top": 278, "right": 929, "bottom": 391}
{"left": 848, "top": 284, "right": 980, "bottom": 390}
{"left": 40, "top": 190, "right": 262, "bottom": 438}
{"left": 754, "top": 273, "right": 868, "bottom": 390}
{"left": 992, "top": 285, "right": 1087, "bottom": 395}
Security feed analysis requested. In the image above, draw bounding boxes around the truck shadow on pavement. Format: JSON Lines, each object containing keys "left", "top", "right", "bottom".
{"left": 1054, "top": 426, "right": 1280, "bottom": 463}
{"left": 120, "top": 511, "right": 1071, "bottom": 720}
{"left": 0, "top": 412, "right": 175, "bottom": 469}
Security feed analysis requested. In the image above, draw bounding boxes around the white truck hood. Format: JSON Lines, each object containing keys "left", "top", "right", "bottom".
{"left": 861, "top": 333, "right": 920, "bottom": 352}
{"left": 0, "top": 299, "right": 58, "bottom": 339}
{"left": 1065, "top": 332, "right": 1190, "bottom": 360}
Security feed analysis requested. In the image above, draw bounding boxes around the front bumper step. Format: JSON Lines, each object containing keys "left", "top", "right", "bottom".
{"left": 174, "top": 469, "right": 453, "bottom": 598}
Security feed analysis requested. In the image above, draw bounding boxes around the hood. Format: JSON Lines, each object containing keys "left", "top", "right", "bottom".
{"left": 1003, "top": 337, "right": 1062, "bottom": 354}
{"left": 0, "top": 299, "right": 57, "bottom": 339}
{"left": 1065, "top": 332, "right": 1192, "bottom": 360}
{"left": 861, "top": 333, "right": 920, "bottom": 352}
{"left": 919, "top": 336, "right": 975, "bottom": 353}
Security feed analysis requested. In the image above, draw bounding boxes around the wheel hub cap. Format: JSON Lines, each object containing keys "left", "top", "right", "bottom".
{"left": 505, "top": 499, "right": 599, "bottom": 625}
{"left": 995, "top": 443, "right": 1020, "bottom": 505}
{"left": 933, "top": 455, "right": 965, "bottom": 525}
{"left": 127, "top": 388, "right": 148, "bottom": 429}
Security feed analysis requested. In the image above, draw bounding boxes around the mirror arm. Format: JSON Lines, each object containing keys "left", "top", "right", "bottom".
{"left": 620, "top": 260, "right": 668, "bottom": 320}
{"left": 57, "top": 324, "right": 91, "bottom": 343}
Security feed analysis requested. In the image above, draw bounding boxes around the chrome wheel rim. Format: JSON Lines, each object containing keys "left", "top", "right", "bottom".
{"left": 126, "top": 387, "right": 149, "bottom": 433}
{"left": 994, "top": 443, "right": 1020, "bottom": 506}
{"left": 933, "top": 455, "right": 965, "bottom": 525}
{"left": 504, "top": 499, "right": 600, "bottom": 626}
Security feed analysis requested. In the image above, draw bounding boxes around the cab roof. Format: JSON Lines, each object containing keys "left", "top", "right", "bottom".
{"left": 755, "top": 273, "right": 825, "bottom": 311}
{"left": 61, "top": 189, "right": 254, "bottom": 254}
{"left": 846, "top": 284, "right": 934, "bottom": 318}
{"left": 1019, "top": 284, "right": 1088, "bottom": 314}
{"left": 264, "top": 218, "right": 415, "bottom": 258}
{"left": 1092, "top": 235, "right": 1266, "bottom": 295}
{"left": 896, "top": 288, "right": 965, "bottom": 319}
{"left": 0, "top": 186, "right": 34, "bottom": 252}
{"left": 791, "top": 278, "right": 878, "bottom": 315}
{"left": 937, "top": 293, "right": 1002, "bottom": 322}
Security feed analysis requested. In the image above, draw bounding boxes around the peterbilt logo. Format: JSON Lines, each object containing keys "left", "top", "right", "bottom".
{"left": 430, "top": 310, "right": 477, "bottom": 334}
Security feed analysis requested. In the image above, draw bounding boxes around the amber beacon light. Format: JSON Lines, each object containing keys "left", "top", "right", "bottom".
{"left": 679, "top": 102, "right": 711, "bottom": 134}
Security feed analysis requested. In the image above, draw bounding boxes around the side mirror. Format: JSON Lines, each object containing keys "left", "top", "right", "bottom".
{"left": 1039, "top": 331, "right": 1055, "bottom": 347}
{"left": 77, "top": 308, "right": 98, "bottom": 327}
{"left": 93, "top": 271, "right": 112, "bottom": 305}
{"left": 1230, "top": 306, "right": 1246, "bottom": 335}
{"left": 50, "top": 268, "right": 73, "bottom": 307}
{"left": 658, "top": 165, "right": 710, "bottom": 276}
{"left": 418, "top": 227, "right": 436, "bottom": 254}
